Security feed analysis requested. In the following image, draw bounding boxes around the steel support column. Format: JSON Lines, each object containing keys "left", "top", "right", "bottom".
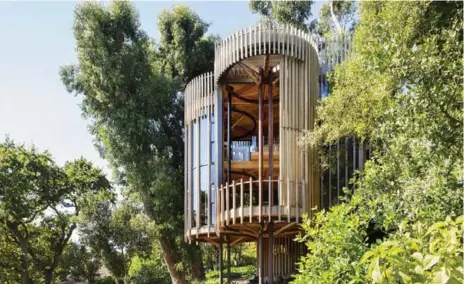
{"left": 268, "top": 222, "right": 274, "bottom": 283}
{"left": 219, "top": 241, "right": 223, "bottom": 284}
{"left": 227, "top": 241, "right": 231, "bottom": 284}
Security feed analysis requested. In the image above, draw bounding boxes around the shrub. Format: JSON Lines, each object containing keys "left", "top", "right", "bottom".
{"left": 361, "top": 216, "right": 464, "bottom": 283}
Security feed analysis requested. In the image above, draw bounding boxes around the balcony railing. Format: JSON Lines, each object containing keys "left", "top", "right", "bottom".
{"left": 216, "top": 178, "right": 307, "bottom": 229}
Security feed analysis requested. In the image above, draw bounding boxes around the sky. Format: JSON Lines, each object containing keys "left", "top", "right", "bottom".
{"left": 0, "top": 1, "right": 324, "bottom": 177}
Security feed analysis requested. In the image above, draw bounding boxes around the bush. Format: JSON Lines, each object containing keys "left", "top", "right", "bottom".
{"left": 293, "top": 206, "right": 370, "bottom": 284}
{"left": 361, "top": 216, "right": 464, "bottom": 283}
{"left": 128, "top": 256, "right": 171, "bottom": 284}
{"left": 95, "top": 276, "right": 115, "bottom": 284}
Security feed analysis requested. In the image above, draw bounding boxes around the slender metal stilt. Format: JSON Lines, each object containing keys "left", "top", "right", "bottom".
{"left": 258, "top": 223, "right": 264, "bottom": 284}
{"left": 219, "top": 241, "right": 223, "bottom": 284}
{"left": 227, "top": 241, "right": 231, "bottom": 284}
{"left": 268, "top": 222, "right": 274, "bottom": 284}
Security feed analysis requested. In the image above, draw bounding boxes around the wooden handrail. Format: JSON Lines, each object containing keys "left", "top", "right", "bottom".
{"left": 215, "top": 178, "right": 307, "bottom": 226}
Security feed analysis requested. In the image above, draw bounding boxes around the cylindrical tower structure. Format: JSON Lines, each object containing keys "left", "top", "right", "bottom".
{"left": 184, "top": 22, "right": 324, "bottom": 282}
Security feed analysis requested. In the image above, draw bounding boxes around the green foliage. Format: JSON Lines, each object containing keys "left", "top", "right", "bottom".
{"left": 95, "top": 275, "right": 116, "bottom": 284}
{"left": 203, "top": 265, "right": 256, "bottom": 284}
{"left": 157, "top": 5, "right": 218, "bottom": 83}
{"left": 0, "top": 139, "right": 111, "bottom": 283}
{"left": 57, "top": 242, "right": 102, "bottom": 282}
{"left": 129, "top": 254, "right": 170, "bottom": 284}
{"left": 249, "top": 0, "right": 313, "bottom": 31}
{"left": 310, "top": 1, "right": 357, "bottom": 36}
{"left": 294, "top": 207, "right": 369, "bottom": 284}
{"left": 61, "top": 1, "right": 212, "bottom": 281}
{"left": 0, "top": 225, "right": 22, "bottom": 284}
{"left": 79, "top": 198, "right": 154, "bottom": 282}
{"left": 361, "top": 216, "right": 464, "bottom": 284}
{"left": 296, "top": 1, "right": 463, "bottom": 283}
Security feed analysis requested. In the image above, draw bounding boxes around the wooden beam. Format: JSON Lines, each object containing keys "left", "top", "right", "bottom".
{"left": 274, "top": 222, "right": 298, "bottom": 236}
{"left": 263, "top": 54, "right": 270, "bottom": 73}
{"left": 219, "top": 77, "right": 256, "bottom": 84}
{"left": 238, "top": 62, "right": 260, "bottom": 84}
{"left": 231, "top": 236, "right": 246, "bottom": 246}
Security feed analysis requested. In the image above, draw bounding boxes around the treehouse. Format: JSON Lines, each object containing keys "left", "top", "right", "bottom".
{"left": 183, "top": 22, "right": 366, "bottom": 283}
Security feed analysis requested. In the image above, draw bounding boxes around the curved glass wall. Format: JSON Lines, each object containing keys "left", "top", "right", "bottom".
{"left": 191, "top": 114, "right": 216, "bottom": 227}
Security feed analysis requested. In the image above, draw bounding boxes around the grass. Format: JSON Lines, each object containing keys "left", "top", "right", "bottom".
{"left": 202, "top": 265, "right": 256, "bottom": 284}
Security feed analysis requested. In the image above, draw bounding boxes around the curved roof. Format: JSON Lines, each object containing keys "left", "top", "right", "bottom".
{"left": 214, "top": 22, "right": 319, "bottom": 82}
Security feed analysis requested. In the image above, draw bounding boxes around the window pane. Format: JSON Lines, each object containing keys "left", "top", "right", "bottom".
{"left": 192, "top": 121, "right": 198, "bottom": 166}
{"left": 200, "top": 117, "right": 208, "bottom": 165}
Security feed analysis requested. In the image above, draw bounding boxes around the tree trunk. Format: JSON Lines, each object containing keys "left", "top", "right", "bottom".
{"left": 190, "top": 247, "right": 204, "bottom": 281}
{"left": 44, "top": 270, "right": 54, "bottom": 284}
{"left": 21, "top": 268, "right": 32, "bottom": 284}
{"left": 329, "top": 0, "right": 343, "bottom": 34}
{"left": 159, "top": 237, "right": 186, "bottom": 284}
{"left": 7, "top": 222, "right": 33, "bottom": 284}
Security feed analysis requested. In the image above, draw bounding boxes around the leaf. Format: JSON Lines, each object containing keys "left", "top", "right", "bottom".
{"left": 360, "top": 250, "right": 375, "bottom": 263}
{"left": 433, "top": 267, "right": 450, "bottom": 284}
{"left": 455, "top": 215, "right": 463, "bottom": 225}
{"left": 372, "top": 268, "right": 382, "bottom": 283}
{"left": 424, "top": 255, "right": 440, "bottom": 270}
{"left": 398, "top": 271, "right": 411, "bottom": 282}
{"left": 412, "top": 252, "right": 423, "bottom": 262}
{"left": 426, "top": 222, "right": 447, "bottom": 235}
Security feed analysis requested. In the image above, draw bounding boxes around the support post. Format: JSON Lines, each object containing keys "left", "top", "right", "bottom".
{"left": 219, "top": 241, "right": 223, "bottom": 284}
{"left": 268, "top": 222, "right": 274, "bottom": 284}
{"left": 258, "top": 68, "right": 264, "bottom": 222}
{"left": 227, "top": 241, "right": 231, "bottom": 284}
{"left": 268, "top": 71, "right": 274, "bottom": 213}
{"left": 258, "top": 223, "right": 264, "bottom": 283}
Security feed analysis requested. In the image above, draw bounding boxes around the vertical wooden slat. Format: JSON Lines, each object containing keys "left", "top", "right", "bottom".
{"left": 240, "top": 178, "right": 244, "bottom": 224}
{"left": 295, "top": 179, "right": 299, "bottom": 223}
{"left": 302, "top": 179, "right": 306, "bottom": 213}
{"left": 216, "top": 186, "right": 219, "bottom": 230}
{"left": 268, "top": 176, "right": 271, "bottom": 222}
{"left": 232, "top": 180, "right": 236, "bottom": 224}
{"left": 278, "top": 176, "right": 282, "bottom": 222}
{"left": 249, "top": 177, "right": 253, "bottom": 223}
{"left": 287, "top": 177, "right": 290, "bottom": 222}
{"left": 207, "top": 81, "right": 211, "bottom": 237}
{"left": 226, "top": 182, "right": 230, "bottom": 225}
{"left": 196, "top": 113, "right": 200, "bottom": 238}
{"left": 221, "top": 184, "right": 224, "bottom": 226}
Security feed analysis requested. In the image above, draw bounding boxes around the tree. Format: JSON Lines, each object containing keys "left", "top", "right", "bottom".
{"left": 79, "top": 195, "right": 156, "bottom": 284}
{"left": 0, "top": 223, "right": 22, "bottom": 284}
{"left": 58, "top": 242, "right": 102, "bottom": 283}
{"left": 310, "top": 1, "right": 357, "bottom": 36}
{"left": 60, "top": 2, "right": 214, "bottom": 282}
{"left": 295, "top": 1, "right": 463, "bottom": 283}
{"left": 157, "top": 5, "right": 218, "bottom": 84}
{"left": 0, "top": 139, "right": 111, "bottom": 284}
{"left": 128, "top": 243, "right": 171, "bottom": 284}
{"left": 249, "top": 0, "right": 313, "bottom": 31}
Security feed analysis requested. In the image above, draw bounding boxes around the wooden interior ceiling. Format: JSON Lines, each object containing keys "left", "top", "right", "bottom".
{"left": 220, "top": 55, "right": 281, "bottom": 141}
{"left": 220, "top": 55, "right": 281, "bottom": 180}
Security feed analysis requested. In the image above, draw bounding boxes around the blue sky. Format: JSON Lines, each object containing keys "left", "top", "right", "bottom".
{"left": 0, "top": 1, "right": 323, "bottom": 176}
